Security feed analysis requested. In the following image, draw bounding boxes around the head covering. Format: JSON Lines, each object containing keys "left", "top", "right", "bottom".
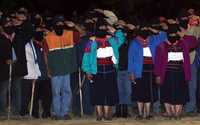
{"left": 103, "top": 10, "right": 118, "bottom": 25}
{"left": 167, "top": 24, "right": 181, "bottom": 34}
{"left": 166, "top": 24, "right": 181, "bottom": 43}
{"left": 53, "top": 15, "right": 65, "bottom": 25}
{"left": 188, "top": 15, "right": 200, "bottom": 26}
{"left": 179, "top": 18, "right": 188, "bottom": 29}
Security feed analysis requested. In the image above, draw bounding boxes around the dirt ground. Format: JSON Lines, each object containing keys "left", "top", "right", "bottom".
{"left": 1, "top": 116, "right": 200, "bottom": 125}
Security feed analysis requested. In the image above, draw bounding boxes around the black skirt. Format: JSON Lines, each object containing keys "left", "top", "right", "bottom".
{"left": 90, "top": 65, "right": 119, "bottom": 106}
{"left": 132, "top": 64, "right": 158, "bottom": 103}
{"left": 160, "top": 66, "right": 189, "bottom": 105}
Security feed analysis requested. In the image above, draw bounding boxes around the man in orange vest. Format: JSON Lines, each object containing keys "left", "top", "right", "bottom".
{"left": 45, "top": 16, "right": 79, "bottom": 120}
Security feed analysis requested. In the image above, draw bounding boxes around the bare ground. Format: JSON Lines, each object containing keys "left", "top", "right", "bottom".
{"left": 1, "top": 116, "right": 200, "bottom": 125}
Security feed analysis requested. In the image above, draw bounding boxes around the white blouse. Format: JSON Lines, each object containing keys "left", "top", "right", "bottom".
{"left": 24, "top": 40, "right": 41, "bottom": 79}
{"left": 143, "top": 47, "right": 152, "bottom": 57}
{"left": 168, "top": 52, "right": 184, "bottom": 62}
{"left": 96, "top": 47, "right": 117, "bottom": 64}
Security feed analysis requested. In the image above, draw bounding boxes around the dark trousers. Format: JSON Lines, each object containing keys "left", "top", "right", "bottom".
{"left": 11, "top": 78, "right": 22, "bottom": 115}
{"left": 20, "top": 79, "right": 33, "bottom": 116}
{"left": 0, "top": 80, "right": 8, "bottom": 115}
{"left": 20, "top": 79, "right": 52, "bottom": 118}
{"left": 33, "top": 79, "right": 52, "bottom": 118}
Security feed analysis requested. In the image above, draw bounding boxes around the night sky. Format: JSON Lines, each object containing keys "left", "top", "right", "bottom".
{"left": 1, "top": 0, "right": 200, "bottom": 19}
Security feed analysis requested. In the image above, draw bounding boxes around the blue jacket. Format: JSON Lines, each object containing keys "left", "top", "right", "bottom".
{"left": 82, "top": 30, "right": 125, "bottom": 74}
{"left": 128, "top": 31, "right": 167, "bottom": 78}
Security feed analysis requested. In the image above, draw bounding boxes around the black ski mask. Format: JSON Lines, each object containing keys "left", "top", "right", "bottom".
{"left": 54, "top": 25, "right": 64, "bottom": 36}
{"left": 179, "top": 19, "right": 188, "bottom": 29}
{"left": 34, "top": 31, "right": 44, "bottom": 41}
{"left": 4, "top": 26, "right": 15, "bottom": 35}
{"left": 168, "top": 35, "right": 181, "bottom": 43}
{"left": 137, "top": 30, "right": 151, "bottom": 39}
{"left": 95, "top": 29, "right": 109, "bottom": 38}
{"left": 167, "top": 24, "right": 181, "bottom": 43}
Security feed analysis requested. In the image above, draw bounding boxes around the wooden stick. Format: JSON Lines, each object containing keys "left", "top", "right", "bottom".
{"left": 29, "top": 79, "right": 36, "bottom": 117}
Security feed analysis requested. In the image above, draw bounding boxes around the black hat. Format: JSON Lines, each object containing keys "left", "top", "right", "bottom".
{"left": 53, "top": 15, "right": 65, "bottom": 24}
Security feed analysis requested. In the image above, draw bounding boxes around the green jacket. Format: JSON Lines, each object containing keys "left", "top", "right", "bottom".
{"left": 48, "top": 47, "right": 78, "bottom": 76}
{"left": 81, "top": 30, "right": 125, "bottom": 74}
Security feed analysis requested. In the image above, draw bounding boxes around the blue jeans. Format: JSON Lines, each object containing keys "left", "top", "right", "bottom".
{"left": 117, "top": 71, "right": 132, "bottom": 105}
{"left": 0, "top": 80, "right": 8, "bottom": 115}
{"left": 51, "top": 75, "right": 72, "bottom": 117}
{"left": 185, "top": 63, "right": 197, "bottom": 112}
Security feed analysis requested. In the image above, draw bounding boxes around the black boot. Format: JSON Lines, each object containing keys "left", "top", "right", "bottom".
{"left": 113, "top": 105, "right": 121, "bottom": 117}
{"left": 122, "top": 104, "right": 128, "bottom": 118}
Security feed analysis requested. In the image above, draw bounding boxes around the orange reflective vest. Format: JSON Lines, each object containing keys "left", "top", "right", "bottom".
{"left": 45, "top": 30, "right": 74, "bottom": 52}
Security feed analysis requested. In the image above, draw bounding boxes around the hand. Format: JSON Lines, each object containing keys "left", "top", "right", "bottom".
{"left": 129, "top": 74, "right": 135, "bottom": 82}
{"left": 65, "top": 21, "right": 75, "bottom": 27}
{"left": 126, "top": 24, "right": 136, "bottom": 30}
{"left": 87, "top": 74, "right": 93, "bottom": 81}
{"left": 89, "top": 36, "right": 96, "bottom": 41}
{"left": 148, "top": 27, "right": 159, "bottom": 34}
{"left": 47, "top": 69, "right": 52, "bottom": 78}
{"left": 107, "top": 26, "right": 116, "bottom": 34}
{"left": 156, "top": 77, "right": 161, "bottom": 85}
{"left": 6, "top": 60, "right": 13, "bottom": 65}
{"left": 94, "top": 9, "right": 104, "bottom": 14}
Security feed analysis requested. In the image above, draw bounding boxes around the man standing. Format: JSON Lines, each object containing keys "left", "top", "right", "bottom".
{"left": 0, "top": 20, "right": 15, "bottom": 116}
{"left": 45, "top": 16, "right": 78, "bottom": 120}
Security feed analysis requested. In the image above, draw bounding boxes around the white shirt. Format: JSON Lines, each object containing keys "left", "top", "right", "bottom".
{"left": 168, "top": 52, "right": 184, "bottom": 62}
{"left": 143, "top": 47, "right": 152, "bottom": 57}
{"left": 96, "top": 47, "right": 117, "bottom": 64}
{"left": 24, "top": 40, "right": 41, "bottom": 79}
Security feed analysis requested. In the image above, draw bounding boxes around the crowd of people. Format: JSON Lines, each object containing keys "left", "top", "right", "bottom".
{"left": 0, "top": 7, "right": 200, "bottom": 121}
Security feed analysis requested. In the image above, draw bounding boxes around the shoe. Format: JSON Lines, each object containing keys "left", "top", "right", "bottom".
{"left": 63, "top": 114, "right": 72, "bottom": 120}
{"left": 145, "top": 115, "right": 153, "bottom": 120}
{"left": 51, "top": 115, "right": 61, "bottom": 120}
{"left": 113, "top": 105, "right": 121, "bottom": 118}
{"left": 42, "top": 112, "right": 51, "bottom": 118}
{"left": 96, "top": 116, "right": 103, "bottom": 121}
{"left": 135, "top": 115, "right": 143, "bottom": 120}
{"left": 161, "top": 113, "right": 172, "bottom": 120}
{"left": 122, "top": 104, "right": 129, "bottom": 118}
{"left": 42, "top": 113, "right": 51, "bottom": 118}
{"left": 174, "top": 116, "right": 181, "bottom": 120}
{"left": 104, "top": 116, "right": 112, "bottom": 121}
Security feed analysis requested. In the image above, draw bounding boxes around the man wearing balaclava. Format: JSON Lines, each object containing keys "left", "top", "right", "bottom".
{"left": 45, "top": 16, "right": 79, "bottom": 120}
{"left": 0, "top": 19, "right": 16, "bottom": 116}
{"left": 128, "top": 22, "right": 167, "bottom": 120}
{"left": 154, "top": 23, "right": 197, "bottom": 119}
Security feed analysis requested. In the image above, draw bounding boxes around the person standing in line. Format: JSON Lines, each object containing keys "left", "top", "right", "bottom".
{"left": 82, "top": 19, "right": 125, "bottom": 121}
{"left": 45, "top": 16, "right": 79, "bottom": 120}
{"left": 128, "top": 24, "right": 167, "bottom": 119}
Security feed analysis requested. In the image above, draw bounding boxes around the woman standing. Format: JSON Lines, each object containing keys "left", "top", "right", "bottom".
{"left": 154, "top": 24, "right": 197, "bottom": 119}
{"left": 128, "top": 25, "right": 167, "bottom": 119}
{"left": 82, "top": 20, "right": 125, "bottom": 121}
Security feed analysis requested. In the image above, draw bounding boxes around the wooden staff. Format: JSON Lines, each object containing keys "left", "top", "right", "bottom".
{"left": 29, "top": 79, "right": 36, "bottom": 117}
{"left": 7, "top": 63, "right": 12, "bottom": 120}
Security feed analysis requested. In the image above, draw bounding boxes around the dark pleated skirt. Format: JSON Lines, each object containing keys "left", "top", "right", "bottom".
{"left": 90, "top": 65, "right": 119, "bottom": 106}
{"left": 160, "top": 67, "right": 189, "bottom": 105}
{"left": 132, "top": 64, "right": 158, "bottom": 103}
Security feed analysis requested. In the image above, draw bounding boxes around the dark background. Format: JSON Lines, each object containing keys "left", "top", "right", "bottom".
{"left": 0, "top": 0, "right": 200, "bottom": 20}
